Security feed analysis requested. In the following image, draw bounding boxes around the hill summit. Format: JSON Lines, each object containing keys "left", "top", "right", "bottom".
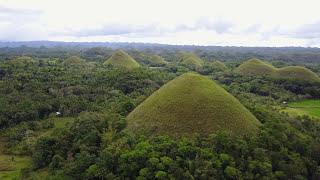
{"left": 64, "top": 56, "right": 86, "bottom": 66}
{"left": 235, "top": 58, "right": 276, "bottom": 76}
{"left": 179, "top": 52, "right": 204, "bottom": 69}
{"left": 209, "top": 60, "right": 228, "bottom": 72}
{"left": 276, "top": 66, "right": 320, "bottom": 82}
{"left": 104, "top": 50, "right": 140, "bottom": 69}
{"left": 147, "top": 55, "right": 167, "bottom": 66}
{"left": 126, "top": 73, "right": 260, "bottom": 137}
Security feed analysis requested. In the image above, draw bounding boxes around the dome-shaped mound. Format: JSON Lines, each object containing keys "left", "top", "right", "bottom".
{"left": 276, "top": 66, "right": 320, "bottom": 82}
{"left": 179, "top": 52, "right": 204, "bottom": 69}
{"left": 64, "top": 56, "right": 86, "bottom": 66}
{"left": 126, "top": 73, "right": 261, "bottom": 137}
{"left": 209, "top": 60, "right": 228, "bottom": 72}
{"left": 235, "top": 58, "right": 276, "bottom": 76}
{"left": 147, "top": 55, "right": 167, "bottom": 66}
{"left": 104, "top": 50, "right": 140, "bottom": 69}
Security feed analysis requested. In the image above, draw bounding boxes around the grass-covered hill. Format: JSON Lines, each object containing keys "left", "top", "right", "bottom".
{"left": 178, "top": 52, "right": 204, "bottom": 69}
{"left": 126, "top": 73, "right": 261, "bottom": 137}
{"left": 63, "top": 56, "right": 86, "bottom": 66}
{"left": 276, "top": 66, "right": 320, "bottom": 82}
{"left": 103, "top": 50, "right": 140, "bottom": 69}
{"left": 146, "top": 55, "right": 167, "bottom": 66}
{"left": 235, "top": 58, "right": 276, "bottom": 76}
{"left": 236, "top": 58, "right": 320, "bottom": 82}
{"left": 209, "top": 60, "right": 228, "bottom": 71}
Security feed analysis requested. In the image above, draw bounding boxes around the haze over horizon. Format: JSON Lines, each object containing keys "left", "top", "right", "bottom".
{"left": 1, "top": 0, "right": 320, "bottom": 47}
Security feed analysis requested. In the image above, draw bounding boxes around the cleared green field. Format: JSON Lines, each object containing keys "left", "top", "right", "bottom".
{"left": 0, "top": 155, "right": 31, "bottom": 179}
{"left": 283, "top": 100, "right": 320, "bottom": 118}
{"left": 0, "top": 117, "right": 74, "bottom": 179}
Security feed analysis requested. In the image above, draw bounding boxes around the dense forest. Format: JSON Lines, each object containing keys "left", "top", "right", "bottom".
{"left": 0, "top": 44, "right": 320, "bottom": 179}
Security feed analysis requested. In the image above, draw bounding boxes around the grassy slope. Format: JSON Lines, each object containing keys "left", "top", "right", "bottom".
{"left": 0, "top": 134, "right": 31, "bottom": 180}
{"left": 126, "top": 73, "right": 261, "bottom": 137}
{"left": 64, "top": 56, "right": 86, "bottom": 66}
{"left": 104, "top": 50, "right": 140, "bottom": 69}
{"left": 147, "top": 55, "right": 167, "bottom": 66}
{"left": 235, "top": 59, "right": 276, "bottom": 76}
{"left": 283, "top": 100, "right": 320, "bottom": 118}
{"left": 179, "top": 52, "right": 204, "bottom": 69}
{"left": 276, "top": 66, "right": 320, "bottom": 82}
{"left": 210, "top": 61, "right": 228, "bottom": 71}
{"left": 236, "top": 59, "right": 320, "bottom": 82}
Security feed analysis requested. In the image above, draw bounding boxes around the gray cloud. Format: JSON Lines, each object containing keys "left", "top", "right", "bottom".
{"left": 175, "top": 18, "right": 234, "bottom": 34}
{"left": 64, "top": 24, "right": 157, "bottom": 37}
{"left": 292, "top": 21, "right": 320, "bottom": 39}
{"left": 0, "top": 6, "right": 46, "bottom": 41}
{"left": 0, "top": 5, "right": 42, "bottom": 22}
{"left": 203, "top": 21, "right": 234, "bottom": 34}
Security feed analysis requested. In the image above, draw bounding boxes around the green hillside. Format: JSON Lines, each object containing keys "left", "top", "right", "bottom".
{"left": 147, "top": 55, "right": 167, "bottom": 66}
{"left": 179, "top": 52, "right": 204, "bottom": 69}
{"left": 104, "top": 50, "right": 140, "bottom": 69}
{"left": 63, "top": 56, "right": 86, "bottom": 66}
{"left": 236, "top": 59, "right": 320, "bottom": 82}
{"left": 209, "top": 60, "right": 228, "bottom": 71}
{"left": 276, "top": 66, "right": 320, "bottom": 82}
{"left": 235, "top": 58, "right": 276, "bottom": 76}
{"left": 126, "top": 73, "right": 260, "bottom": 137}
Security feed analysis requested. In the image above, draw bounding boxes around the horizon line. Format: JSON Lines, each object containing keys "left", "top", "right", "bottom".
{"left": 0, "top": 40, "right": 319, "bottom": 49}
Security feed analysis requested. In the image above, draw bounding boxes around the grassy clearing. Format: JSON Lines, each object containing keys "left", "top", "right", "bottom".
{"left": 52, "top": 117, "right": 75, "bottom": 128}
{"left": 39, "top": 117, "right": 75, "bottom": 137}
{"left": 282, "top": 99, "right": 320, "bottom": 118}
{"left": 0, "top": 137, "right": 31, "bottom": 180}
{"left": 0, "top": 155, "right": 31, "bottom": 180}
{"left": 126, "top": 73, "right": 260, "bottom": 137}
{"left": 0, "top": 117, "right": 74, "bottom": 179}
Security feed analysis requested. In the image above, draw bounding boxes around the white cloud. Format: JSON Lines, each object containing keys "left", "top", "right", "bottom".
{"left": 0, "top": 0, "right": 320, "bottom": 46}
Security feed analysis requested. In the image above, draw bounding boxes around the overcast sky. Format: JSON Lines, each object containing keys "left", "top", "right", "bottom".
{"left": 0, "top": 0, "right": 320, "bottom": 47}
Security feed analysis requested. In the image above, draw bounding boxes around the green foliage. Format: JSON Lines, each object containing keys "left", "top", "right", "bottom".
{"left": 127, "top": 73, "right": 260, "bottom": 137}
{"left": 1, "top": 47, "right": 320, "bottom": 179}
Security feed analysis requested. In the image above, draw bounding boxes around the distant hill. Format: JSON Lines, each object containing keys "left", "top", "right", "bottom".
{"left": 146, "top": 55, "right": 167, "bottom": 66}
{"left": 235, "top": 58, "right": 276, "bottom": 76}
{"left": 64, "top": 56, "right": 86, "bottom": 66}
{"left": 103, "top": 50, "right": 140, "bottom": 69}
{"left": 209, "top": 60, "right": 228, "bottom": 72}
{"left": 179, "top": 52, "right": 204, "bottom": 69}
{"left": 126, "top": 73, "right": 260, "bottom": 137}
{"left": 236, "top": 58, "right": 320, "bottom": 82}
{"left": 276, "top": 66, "right": 320, "bottom": 82}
